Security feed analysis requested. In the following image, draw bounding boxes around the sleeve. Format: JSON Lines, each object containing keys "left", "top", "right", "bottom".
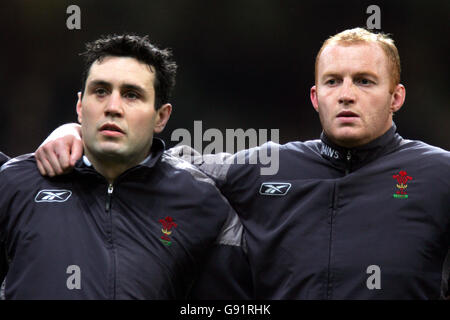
{"left": 441, "top": 248, "right": 450, "bottom": 300}
{"left": 167, "top": 145, "right": 233, "bottom": 187}
{"left": 0, "top": 241, "right": 7, "bottom": 290}
{"left": 188, "top": 208, "right": 254, "bottom": 300}
{"left": 0, "top": 154, "right": 33, "bottom": 295}
{"left": 0, "top": 152, "right": 10, "bottom": 167}
{"left": 188, "top": 241, "right": 253, "bottom": 300}
{"left": 0, "top": 169, "right": 10, "bottom": 287}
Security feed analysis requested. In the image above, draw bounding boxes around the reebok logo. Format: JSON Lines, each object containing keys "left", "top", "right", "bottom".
{"left": 259, "top": 182, "right": 291, "bottom": 196}
{"left": 35, "top": 189, "right": 72, "bottom": 203}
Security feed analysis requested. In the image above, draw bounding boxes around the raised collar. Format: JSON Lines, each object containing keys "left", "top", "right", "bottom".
{"left": 75, "top": 137, "right": 166, "bottom": 172}
{"left": 319, "top": 123, "right": 402, "bottom": 174}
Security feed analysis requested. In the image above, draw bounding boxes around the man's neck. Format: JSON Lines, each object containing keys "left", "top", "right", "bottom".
{"left": 322, "top": 124, "right": 396, "bottom": 152}
{"left": 326, "top": 124, "right": 393, "bottom": 149}
{"left": 84, "top": 151, "right": 150, "bottom": 184}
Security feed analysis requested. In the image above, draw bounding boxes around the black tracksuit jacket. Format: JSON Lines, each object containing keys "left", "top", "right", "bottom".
{"left": 0, "top": 139, "right": 251, "bottom": 299}
{"left": 181, "top": 124, "right": 449, "bottom": 299}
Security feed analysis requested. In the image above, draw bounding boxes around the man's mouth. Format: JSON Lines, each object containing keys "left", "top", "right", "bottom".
{"left": 337, "top": 111, "right": 359, "bottom": 118}
{"left": 99, "top": 123, "right": 125, "bottom": 136}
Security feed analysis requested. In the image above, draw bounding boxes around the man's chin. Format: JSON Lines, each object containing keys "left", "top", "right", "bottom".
{"left": 99, "top": 149, "right": 126, "bottom": 159}
{"left": 95, "top": 141, "right": 123, "bottom": 154}
{"left": 329, "top": 128, "right": 367, "bottom": 148}
{"left": 90, "top": 146, "right": 126, "bottom": 161}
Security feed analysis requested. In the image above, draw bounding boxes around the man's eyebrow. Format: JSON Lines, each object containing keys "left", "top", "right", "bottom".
{"left": 87, "top": 80, "right": 111, "bottom": 89}
{"left": 121, "top": 83, "right": 146, "bottom": 95}
{"left": 321, "top": 72, "right": 341, "bottom": 79}
{"left": 353, "top": 72, "right": 378, "bottom": 79}
{"left": 320, "top": 71, "right": 379, "bottom": 79}
{"left": 87, "top": 81, "right": 147, "bottom": 95}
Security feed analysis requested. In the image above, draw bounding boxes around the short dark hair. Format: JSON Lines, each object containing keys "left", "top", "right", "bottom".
{"left": 80, "top": 34, "right": 177, "bottom": 109}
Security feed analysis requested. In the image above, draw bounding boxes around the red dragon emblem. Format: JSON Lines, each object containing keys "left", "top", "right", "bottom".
{"left": 159, "top": 216, "right": 177, "bottom": 246}
{"left": 392, "top": 170, "right": 412, "bottom": 199}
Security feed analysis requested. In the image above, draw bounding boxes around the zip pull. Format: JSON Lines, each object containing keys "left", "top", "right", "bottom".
{"left": 345, "top": 150, "right": 352, "bottom": 175}
{"left": 105, "top": 183, "right": 114, "bottom": 212}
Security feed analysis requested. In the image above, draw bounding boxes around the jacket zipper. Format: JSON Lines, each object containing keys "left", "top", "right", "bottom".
{"left": 327, "top": 182, "right": 338, "bottom": 299}
{"left": 106, "top": 184, "right": 113, "bottom": 211}
{"left": 345, "top": 150, "right": 352, "bottom": 175}
{"left": 327, "top": 150, "right": 349, "bottom": 297}
{"left": 105, "top": 183, "right": 116, "bottom": 299}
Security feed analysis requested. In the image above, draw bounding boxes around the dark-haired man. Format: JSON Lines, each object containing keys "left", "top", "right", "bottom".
{"left": 0, "top": 34, "right": 251, "bottom": 299}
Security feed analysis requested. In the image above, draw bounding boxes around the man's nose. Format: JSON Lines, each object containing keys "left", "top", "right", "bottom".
{"left": 338, "top": 79, "right": 356, "bottom": 105}
{"left": 105, "top": 91, "right": 124, "bottom": 116}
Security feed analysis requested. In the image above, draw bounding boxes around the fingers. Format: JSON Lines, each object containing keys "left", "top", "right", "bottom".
{"left": 36, "top": 156, "right": 48, "bottom": 176}
{"left": 41, "top": 143, "right": 65, "bottom": 176}
{"left": 35, "top": 145, "right": 52, "bottom": 176}
{"left": 35, "top": 136, "right": 79, "bottom": 176}
{"left": 69, "top": 136, "right": 84, "bottom": 166}
{"left": 34, "top": 123, "right": 83, "bottom": 176}
{"left": 55, "top": 140, "right": 71, "bottom": 172}
{"left": 35, "top": 147, "right": 57, "bottom": 177}
{"left": 40, "top": 156, "right": 57, "bottom": 177}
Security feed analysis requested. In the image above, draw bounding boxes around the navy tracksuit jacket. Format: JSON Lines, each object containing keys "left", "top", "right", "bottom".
{"left": 0, "top": 139, "right": 251, "bottom": 299}
{"left": 175, "top": 124, "right": 450, "bottom": 299}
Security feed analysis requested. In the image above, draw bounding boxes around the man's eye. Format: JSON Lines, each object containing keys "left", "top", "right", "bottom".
{"left": 357, "top": 78, "right": 373, "bottom": 85}
{"left": 124, "top": 92, "right": 139, "bottom": 100}
{"left": 95, "top": 88, "right": 108, "bottom": 96}
{"left": 326, "top": 79, "right": 338, "bottom": 85}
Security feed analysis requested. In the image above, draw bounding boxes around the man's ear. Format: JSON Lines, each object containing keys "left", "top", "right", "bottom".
{"left": 391, "top": 84, "right": 406, "bottom": 113}
{"left": 154, "top": 103, "right": 172, "bottom": 134}
{"left": 310, "top": 85, "right": 319, "bottom": 112}
{"left": 76, "top": 92, "right": 83, "bottom": 124}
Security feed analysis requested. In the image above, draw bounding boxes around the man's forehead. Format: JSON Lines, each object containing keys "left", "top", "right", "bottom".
{"left": 318, "top": 42, "right": 387, "bottom": 73}
{"left": 87, "top": 56, "right": 155, "bottom": 86}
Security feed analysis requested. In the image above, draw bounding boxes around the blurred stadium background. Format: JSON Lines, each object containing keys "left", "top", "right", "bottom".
{"left": 0, "top": 0, "right": 448, "bottom": 157}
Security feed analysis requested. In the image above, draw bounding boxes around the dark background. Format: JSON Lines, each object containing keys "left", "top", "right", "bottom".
{"left": 0, "top": 0, "right": 448, "bottom": 157}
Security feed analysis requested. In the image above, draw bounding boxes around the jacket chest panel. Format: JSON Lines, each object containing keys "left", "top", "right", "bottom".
{"left": 243, "top": 166, "right": 447, "bottom": 298}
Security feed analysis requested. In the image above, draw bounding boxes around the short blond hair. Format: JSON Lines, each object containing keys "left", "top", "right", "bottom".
{"left": 315, "top": 28, "right": 401, "bottom": 91}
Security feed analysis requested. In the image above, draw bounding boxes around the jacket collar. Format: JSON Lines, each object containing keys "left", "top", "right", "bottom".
{"left": 75, "top": 137, "right": 166, "bottom": 172}
{"left": 319, "top": 123, "right": 402, "bottom": 173}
